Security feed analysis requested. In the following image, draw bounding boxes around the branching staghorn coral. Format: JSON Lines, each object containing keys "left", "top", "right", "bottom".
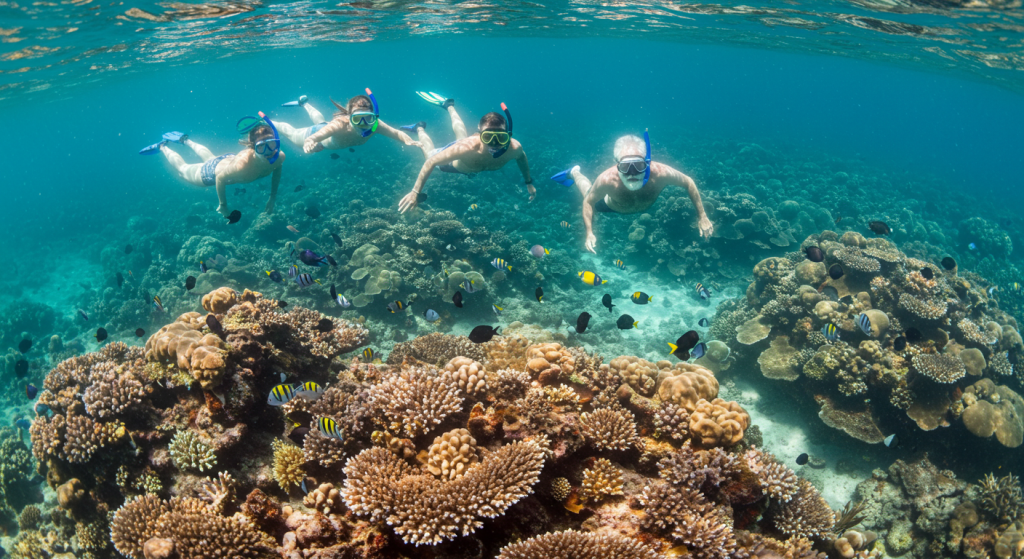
{"left": 979, "top": 473, "right": 1024, "bottom": 521}
{"left": 579, "top": 458, "right": 624, "bottom": 503}
{"left": 168, "top": 429, "right": 217, "bottom": 472}
{"left": 660, "top": 440, "right": 743, "bottom": 495}
{"left": 772, "top": 478, "right": 836, "bottom": 539}
{"left": 368, "top": 365, "right": 463, "bottom": 438}
{"left": 580, "top": 408, "right": 640, "bottom": 451}
{"left": 745, "top": 447, "right": 799, "bottom": 502}
{"left": 272, "top": 439, "right": 305, "bottom": 490}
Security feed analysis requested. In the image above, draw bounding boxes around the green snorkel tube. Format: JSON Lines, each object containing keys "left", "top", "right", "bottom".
{"left": 357, "top": 87, "right": 379, "bottom": 138}
{"left": 236, "top": 112, "right": 281, "bottom": 164}
{"left": 643, "top": 128, "right": 651, "bottom": 186}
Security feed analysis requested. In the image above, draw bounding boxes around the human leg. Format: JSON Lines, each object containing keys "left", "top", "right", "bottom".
{"left": 160, "top": 145, "right": 205, "bottom": 186}
{"left": 185, "top": 138, "right": 215, "bottom": 162}
{"left": 448, "top": 106, "right": 468, "bottom": 140}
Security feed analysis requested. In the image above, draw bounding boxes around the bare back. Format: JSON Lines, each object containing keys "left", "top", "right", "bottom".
{"left": 216, "top": 149, "right": 284, "bottom": 185}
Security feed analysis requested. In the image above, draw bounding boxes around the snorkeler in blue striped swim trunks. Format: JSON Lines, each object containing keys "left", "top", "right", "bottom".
{"left": 139, "top": 113, "right": 285, "bottom": 217}
{"left": 275, "top": 89, "right": 420, "bottom": 154}
{"left": 397, "top": 92, "right": 535, "bottom": 213}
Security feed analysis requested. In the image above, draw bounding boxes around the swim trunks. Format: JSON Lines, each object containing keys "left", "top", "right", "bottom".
{"left": 200, "top": 154, "right": 233, "bottom": 186}
{"left": 303, "top": 122, "right": 327, "bottom": 139}
{"left": 430, "top": 141, "right": 475, "bottom": 177}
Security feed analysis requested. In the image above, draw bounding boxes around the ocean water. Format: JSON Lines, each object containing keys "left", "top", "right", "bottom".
{"left": 3, "top": 1, "right": 1024, "bottom": 557}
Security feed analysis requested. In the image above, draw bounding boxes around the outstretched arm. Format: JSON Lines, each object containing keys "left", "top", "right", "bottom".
{"left": 398, "top": 142, "right": 471, "bottom": 213}
{"left": 514, "top": 148, "right": 535, "bottom": 201}
{"left": 666, "top": 166, "right": 713, "bottom": 240}
{"left": 265, "top": 165, "right": 282, "bottom": 214}
{"left": 376, "top": 121, "right": 421, "bottom": 147}
{"left": 580, "top": 172, "right": 606, "bottom": 254}
{"left": 304, "top": 119, "right": 345, "bottom": 153}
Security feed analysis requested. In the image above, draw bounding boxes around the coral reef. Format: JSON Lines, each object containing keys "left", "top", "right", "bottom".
{"left": 496, "top": 530, "right": 662, "bottom": 559}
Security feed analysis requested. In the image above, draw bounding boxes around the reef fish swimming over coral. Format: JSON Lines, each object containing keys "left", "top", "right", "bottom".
{"left": 579, "top": 271, "right": 606, "bottom": 286}
{"left": 856, "top": 313, "right": 872, "bottom": 335}
{"left": 821, "top": 323, "right": 839, "bottom": 342}
{"left": 266, "top": 270, "right": 284, "bottom": 283}
{"left": 453, "top": 292, "right": 464, "bottom": 308}
{"left": 387, "top": 300, "right": 410, "bottom": 313}
{"left": 698, "top": 318, "right": 710, "bottom": 327}
{"left": 226, "top": 210, "right": 242, "bottom": 224}
{"left": 294, "top": 273, "right": 320, "bottom": 287}
{"left": 295, "top": 249, "right": 329, "bottom": 267}
{"left": 695, "top": 283, "right": 712, "bottom": 300}
{"left": 602, "top": 293, "right": 614, "bottom": 312}
{"left": 267, "top": 383, "right": 298, "bottom": 406}
{"left": 423, "top": 309, "right": 440, "bottom": 322}
{"left": 318, "top": 417, "right": 344, "bottom": 440}
{"left": 330, "top": 285, "right": 351, "bottom": 308}
{"left": 469, "top": 325, "right": 501, "bottom": 343}
{"left": 868, "top": 220, "right": 891, "bottom": 235}
{"left": 828, "top": 264, "right": 844, "bottom": 280}
{"left": 535, "top": 287, "right": 544, "bottom": 303}
{"left": 575, "top": 312, "right": 591, "bottom": 334}
{"left": 462, "top": 281, "right": 480, "bottom": 293}
{"left": 152, "top": 295, "right": 164, "bottom": 312}
{"left": 631, "top": 292, "right": 652, "bottom": 304}
{"left": 185, "top": 276, "right": 197, "bottom": 291}
{"left": 95, "top": 328, "right": 108, "bottom": 343}
{"left": 617, "top": 314, "right": 638, "bottom": 330}
{"left": 18, "top": 339, "right": 31, "bottom": 353}
{"left": 491, "top": 258, "right": 512, "bottom": 272}
{"left": 135, "top": 328, "right": 145, "bottom": 337}
{"left": 805, "top": 246, "right": 824, "bottom": 262}
{"left": 295, "top": 382, "right": 324, "bottom": 401}
{"left": 667, "top": 330, "right": 698, "bottom": 360}
{"left": 78, "top": 309, "right": 89, "bottom": 321}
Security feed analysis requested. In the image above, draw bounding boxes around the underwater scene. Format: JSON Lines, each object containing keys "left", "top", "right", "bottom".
{"left": 3, "top": 1, "right": 1024, "bottom": 558}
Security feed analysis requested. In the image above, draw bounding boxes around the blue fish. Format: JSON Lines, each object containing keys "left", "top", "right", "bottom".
{"left": 821, "top": 323, "right": 839, "bottom": 342}
{"left": 288, "top": 264, "right": 299, "bottom": 279}
{"left": 25, "top": 384, "right": 37, "bottom": 399}
{"left": 14, "top": 418, "right": 31, "bottom": 431}
{"left": 856, "top": 313, "right": 872, "bottom": 335}
{"left": 295, "top": 249, "right": 329, "bottom": 267}
{"left": 691, "top": 342, "right": 707, "bottom": 360}
{"left": 266, "top": 270, "right": 283, "bottom": 283}
{"left": 33, "top": 402, "right": 50, "bottom": 415}
{"left": 200, "top": 260, "right": 208, "bottom": 273}
{"left": 423, "top": 309, "right": 440, "bottom": 322}
{"left": 968, "top": 243, "right": 977, "bottom": 250}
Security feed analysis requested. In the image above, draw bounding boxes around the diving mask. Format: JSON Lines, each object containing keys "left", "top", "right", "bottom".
{"left": 255, "top": 137, "right": 281, "bottom": 156}
{"left": 616, "top": 157, "right": 648, "bottom": 176}
{"left": 480, "top": 130, "right": 510, "bottom": 146}
{"left": 350, "top": 111, "right": 378, "bottom": 127}
{"left": 237, "top": 111, "right": 281, "bottom": 163}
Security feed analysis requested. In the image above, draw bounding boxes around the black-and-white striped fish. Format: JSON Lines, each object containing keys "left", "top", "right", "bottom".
{"left": 856, "top": 313, "right": 872, "bottom": 335}
{"left": 821, "top": 323, "right": 839, "bottom": 342}
{"left": 295, "top": 273, "right": 320, "bottom": 287}
{"left": 387, "top": 300, "right": 409, "bottom": 313}
{"left": 462, "top": 280, "right": 480, "bottom": 293}
{"left": 295, "top": 381, "right": 324, "bottom": 401}
{"left": 317, "top": 416, "right": 344, "bottom": 440}
{"left": 330, "top": 284, "right": 350, "bottom": 308}
{"left": 267, "top": 383, "right": 298, "bottom": 406}
{"left": 695, "top": 283, "right": 712, "bottom": 300}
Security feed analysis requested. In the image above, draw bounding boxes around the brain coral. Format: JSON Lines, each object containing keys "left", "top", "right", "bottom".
{"left": 689, "top": 398, "right": 750, "bottom": 447}
{"left": 656, "top": 363, "right": 719, "bottom": 412}
{"left": 961, "top": 379, "right": 1024, "bottom": 448}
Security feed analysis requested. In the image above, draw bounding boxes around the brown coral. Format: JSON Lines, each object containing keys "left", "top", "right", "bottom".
{"left": 496, "top": 530, "right": 661, "bottom": 559}
{"left": 689, "top": 398, "right": 750, "bottom": 447}
{"left": 579, "top": 408, "right": 639, "bottom": 451}
{"left": 579, "top": 458, "right": 624, "bottom": 503}
{"left": 111, "top": 494, "right": 171, "bottom": 559}
{"left": 898, "top": 293, "right": 947, "bottom": 320}
{"left": 608, "top": 355, "right": 659, "bottom": 395}
{"left": 303, "top": 482, "right": 343, "bottom": 515}
{"left": 526, "top": 342, "right": 576, "bottom": 385}
{"left": 145, "top": 316, "right": 228, "bottom": 389}
{"left": 656, "top": 362, "right": 719, "bottom": 411}
{"left": 201, "top": 286, "right": 238, "bottom": 314}
{"left": 912, "top": 353, "right": 967, "bottom": 384}
{"left": 772, "top": 478, "right": 836, "bottom": 539}
{"left": 386, "top": 332, "right": 485, "bottom": 366}
{"left": 962, "top": 379, "right": 1024, "bottom": 448}
{"left": 426, "top": 428, "right": 480, "bottom": 480}
{"left": 442, "top": 356, "right": 487, "bottom": 395}
{"left": 368, "top": 365, "right": 464, "bottom": 438}
{"left": 745, "top": 447, "right": 799, "bottom": 502}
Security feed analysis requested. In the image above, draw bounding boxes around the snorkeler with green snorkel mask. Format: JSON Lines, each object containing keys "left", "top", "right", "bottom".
{"left": 275, "top": 88, "right": 422, "bottom": 154}
{"left": 399, "top": 96, "right": 535, "bottom": 213}
{"left": 549, "top": 130, "right": 714, "bottom": 254}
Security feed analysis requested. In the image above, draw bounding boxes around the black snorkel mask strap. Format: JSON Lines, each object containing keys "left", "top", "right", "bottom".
{"left": 360, "top": 87, "right": 379, "bottom": 138}
{"left": 490, "top": 102, "right": 513, "bottom": 158}
{"left": 643, "top": 128, "right": 651, "bottom": 186}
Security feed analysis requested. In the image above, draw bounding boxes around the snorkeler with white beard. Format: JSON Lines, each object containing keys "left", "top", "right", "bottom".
{"left": 276, "top": 89, "right": 420, "bottom": 154}
{"left": 551, "top": 132, "right": 713, "bottom": 254}
{"left": 398, "top": 93, "right": 535, "bottom": 213}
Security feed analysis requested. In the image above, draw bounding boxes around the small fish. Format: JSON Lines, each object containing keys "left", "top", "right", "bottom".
{"left": 296, "top": 249, "right": 329, "bottom": 267}
{"left": 1014, "top": 282, "right": 1022, "bottom": 292}
{"left": 200, "top": 261, "right": 208, "bottom": 273}
{"left": 362, "top": 348, "right": 375, "bottom": 361}
{"left": 828, "top": 264, "right": 844, "bottom": 280}
{"left": 305, "top": 206, "right": 321, "bottom": 219}
{"left": 453, "top": 291, "right": 464, "bottom": 308}
{"left": 462, "top": 281, "right": 480, "bottom": 293}
{"left": 613, "top": 259, "right": 626, "bottom": 270}
{"left": 631, "top": 291, "right": 652, "bottom": 304}
{"left": 821, "top": 285, "right": 839, "bottom": 301}
{"left": 15, "top": 359, "right": 28, "bottom": 378}
{"left": 295, "top": 273, "right": 320, "bottom": 287}
{"left": 868, "top": 220, "right": 891, "bottom": 235}
{"left": 300, "top": 477, "right": 311, "bottom": 495}
{"left": 442, "top": 266, "right": 450, "bottom": 277}
{"left": 129, "top": 270, "right": 134, "bottom": 280}
{"left": 330, "top": 153, "right": 341, "bottom": 160}
{"left": 919, "top": 267, "right": 934, "bottom": 280}
{"left": 576, "top": 312, "right": 591, "bottom": 334}
{"left": 821, "top": 323, "right": 839, "bottom": 342}
{"left": 969, "top": 242, "right": 977, "bottom": 251}
{"left": 330, "top": 285, "right": 351, "bottom": 308}
{"left": 491, "top": 258, "right": 512, "bottom": 272}
{"left": 492, "top": 305, "right": 503, "bottom": 316}
{"left": 834, "top": 213, "right": 842, "bottom": 225}
{"left": 95, "top": 328, "right": 108, "bottom": 343}
{"left": 294, "top": 180, "right": 305, "bottom": 192}
{"left": 152, "top": 295, "right": 164, "bottom": 312}
{"left": 530, "top": 245, "right": 549, "bottom": 259}
{"left": 226, "top": 209, "right": 242, "bottom": 224}
{"left": 287, "top": 225, "right": 300, "bottom": 234}
{"left": 33, "top": 402, "right": 49, "bottom": 415}
{"left": 25, "top": 384, "right": 37, "bottom": 399}
{"left": 288, "top": 265, "right": 299, "bottom": 278}
{"left": 288, "top": 427, "right": 310, "bottom": 447}
{"left": 18, "top": 339, "right": 31, "bottom": 353}
{"left": 468, "top": 204, "right": 478, "bottom": 211}
{"left": 78, "top": 309, "right": 89, "bottom": 321}
{"left": 14, "top": 418, "right": 31, "bottom": 431}
{"left": 668, "top": 330, "right": 698, "bottom": 360}
{"left": 266, "top": 270, "right": 284, "bottom": 283}
{"left": 206, "top": 315, "right": 227, "bottom": 339}
{"left": 883, "top": 434, "right": 898, "bottom": 448}
{"left": 601, "top": 293, "right": 614, "bottom": 312}
{"left": 905, "top": 327, "right": 923, "bottom": 342}
{"left": 856, "top": 313, "right": 872, "bottom": 335}
{"left": 805, "top": 246, "right": 824, "bottom": 263}
{"left": 417, "top": 191, "right": 428, "bottom": 203}
{"left": 135, "top": 328, "right": 146, "bottom": 337}
{"left": 578, "top": 271, "right": 606, "bottom": 286}
{"left": 267, "top": 383, "right": 298, "bottom": 406}
{"left": 295, "top": 381, "right": 324, "bottom": 401}
{"left": 116, "top": 272, "right": 124, "bottom": 287}
{"left": 185, "top": 276, "right": 197, "bottom": 291}
{"left": 893, "top": 336, "right": 907, "bottom": 352}
{"left": 331, "top": 233, "right": 343, "bottom": 247}
{"left": 125, "top": 244, "right": 133, "bottom": 255}
{"left": 691, "top": 342, "right": 707, "bottom": 360}
{"left": 941, "top": 257, "right": 956, "bottom": 270}
{"left": 234, "top": 187, "right": 247, "bottom": 195}
{"left": 796, "top": 453, "right": 809, "bottom": 466}
{"left": 316, "top": 318, "right": 334, "bottom": 332}
{"left": 695, "top": 283, "right": 711, "bottom": 300}
{"left": 617, "top": 314, "right": 638, "bottom": 330}
{"left": 988, "top": 287, "right": 997, "bottom": 296}
{"left": 446, "top": 244, "right": 456, "bottom": 251}
{"left": 560, "top": 221, "right": 571, "bottom": 229}
{"left": 318, "top": 416, "right": 344, "bottom": 440}
{"left": 278, "top": 300, "right": 289, "bottom": 308}
{"left": 468, "top": 325, "right": 501, "bottom": 344}
{"left": 387, "top": 300, "right": 410, "bottom": 313}
{"left": 423, "top": 309, "right": 440, "bottom": 322}
{"left": 535, "top": 287, "right": 544, "bottom": 303}
{"left": 698, "top": 318, "right": 710, "bottom": 327}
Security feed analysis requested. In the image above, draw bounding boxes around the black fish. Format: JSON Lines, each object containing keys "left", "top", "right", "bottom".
{"left": 326, "top": 255, "right": 337, "bottom": 267}
{"left": 331, "top": 233, "right": 343, "bottom": 247}
{"left": 453, "top": 291, "right": 464, "bottom": 308}
{"left": 904, "top": 327, "right": 923, "bottom": 342}
{"left": 278, "top": 300, "right": 289, "bottom": 308}
{"left": 698, "top": 318, "right": 710, "bottom": 327}
{"left": 941, "top": 257, "right": 956, "bottom": 271}
{"left": 95, "top": 328, "right": 108, "bottom": 343}
{"left": 348, "top": 148, "right": 355, "bottom": 153}
{"left": 868, "top": 221, "right": 891, "bottom": 235}
{"left": 468, "top": 325, "right": 501, "bottom": 344}
{"left": 185, "top": 276, "right": 197, "bottom": 291}
{"left": 18, "top": 339, "right": 31, "bottom": 353}
{"left": 805, "top": 246, "right": 824, "bottom": 263}
{"left": 535, "top": 287, "right": 543, "bottom": 303}
{"left": 576, "top": 312, "right": 591, "bottom": 334}
{"left": 116, "top": 272, "right": 124, "bottom": 288}
{"left": 316, "top": 318, "right": 334, "bottom": 332}
{"left": 226, "top": 210, "right": 242, "bottom": 224}
{"left": 796, "top": 453, "right": 809, "bottom": 466}
{"left": 294, "top": 181, "right": 305, "bottom": 192}
{"left": 234, "top": 187, "right": 247, "bottom": 195}
{"left": 828, "top": 264, "right": 844, "bottom": 280}
{"left": 602, "top": 293, "right": 614, "bottom": 312}
{"left": 668, "top": 330, "right": 699, "bottom": 360}
{"left": 305, "top": 206, "right": 321, "bottom": 219}
{"left": 822, "top": 286, "right": 839, "bottom": 301}
{"left": 15, "top": 359, "right": 28, "bottom": 378}
{"left": 893, "top": 336, "right": 907, "bottom": 351}
{"left": 135, "top": 328, "right": 146, "bottom": 338}
{"left": 206, "top": 314, "right": 226, "bottom": 339}
{"left": 330, "top": 153, "right": 341, "bottom": 160}
{"left": 288, "top": 426, "right": 311, "bottom": 446}
{"left": 125, "top": 244, "right": 133, "bottom": 255}
{"left": 416, "top": 191, "right": 428, "bottom": 203}
{"left": 617, "top": 314, "right": 638, "bottom": 330}
{"left": 288, "top": 410, "right": 313, "bottom": 428}
{"left": 920, "top": 267, "right": 934, "bottom": 280}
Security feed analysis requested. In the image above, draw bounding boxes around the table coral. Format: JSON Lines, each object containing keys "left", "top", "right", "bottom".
{"left": 386, "top": 332, "right": 485, "bottom": 366}
{"left": 496, "top": 530, "right": 662, "bottom": 559}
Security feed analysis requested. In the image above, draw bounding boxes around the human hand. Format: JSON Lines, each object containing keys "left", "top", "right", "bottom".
{"left": 405, "top": 139, "right": 422, "bottom": 148}
{"left": 303, "top": 139, "right": 325, "bottom": 154}
{"left": 216, "top": 204, "right": 231, "bottom": 217}
{"left": 586, "top": 233, "right": 598, "bottom": 254}
{"left": 399, "top": 190, "right": 420, "bottom": 213}
{"left": 699, "top": 216, "right": 714, "bottom": 240}
{"left": 527, "top": 183, "right": 536, "bottom": 202}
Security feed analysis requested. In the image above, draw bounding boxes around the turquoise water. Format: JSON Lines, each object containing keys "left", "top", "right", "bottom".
{"left": 3, "top": 1, "right": 1024, "bottom": 557}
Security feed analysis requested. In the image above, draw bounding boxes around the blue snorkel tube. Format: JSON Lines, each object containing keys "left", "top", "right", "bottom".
{"left": 358, "top": 87, "right": 380, "bottom": 138}
{"left": 236, "top": 112, "right": 281, "bottom": 164}
{"left": 258, "top": 111, "right": 281, "bottom": 164}
{"left": 643, "top": 128, "right": 651, "bottom": 186}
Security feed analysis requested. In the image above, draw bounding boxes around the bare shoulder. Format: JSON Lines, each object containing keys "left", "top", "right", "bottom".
{"left": 595, "top": 166, "right": 619, "bottom": 185}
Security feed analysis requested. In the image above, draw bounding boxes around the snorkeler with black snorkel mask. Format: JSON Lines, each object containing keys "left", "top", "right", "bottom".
{"left": 398, "top": 95, "right": 534, "bottom": 213}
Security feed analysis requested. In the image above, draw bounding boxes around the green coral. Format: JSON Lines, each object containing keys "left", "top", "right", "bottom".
{"left": 168, "top": 429, "right": 217, "bottom": 472}
{"left": 886, "top": 518, "right": 915, "bottom": 556}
